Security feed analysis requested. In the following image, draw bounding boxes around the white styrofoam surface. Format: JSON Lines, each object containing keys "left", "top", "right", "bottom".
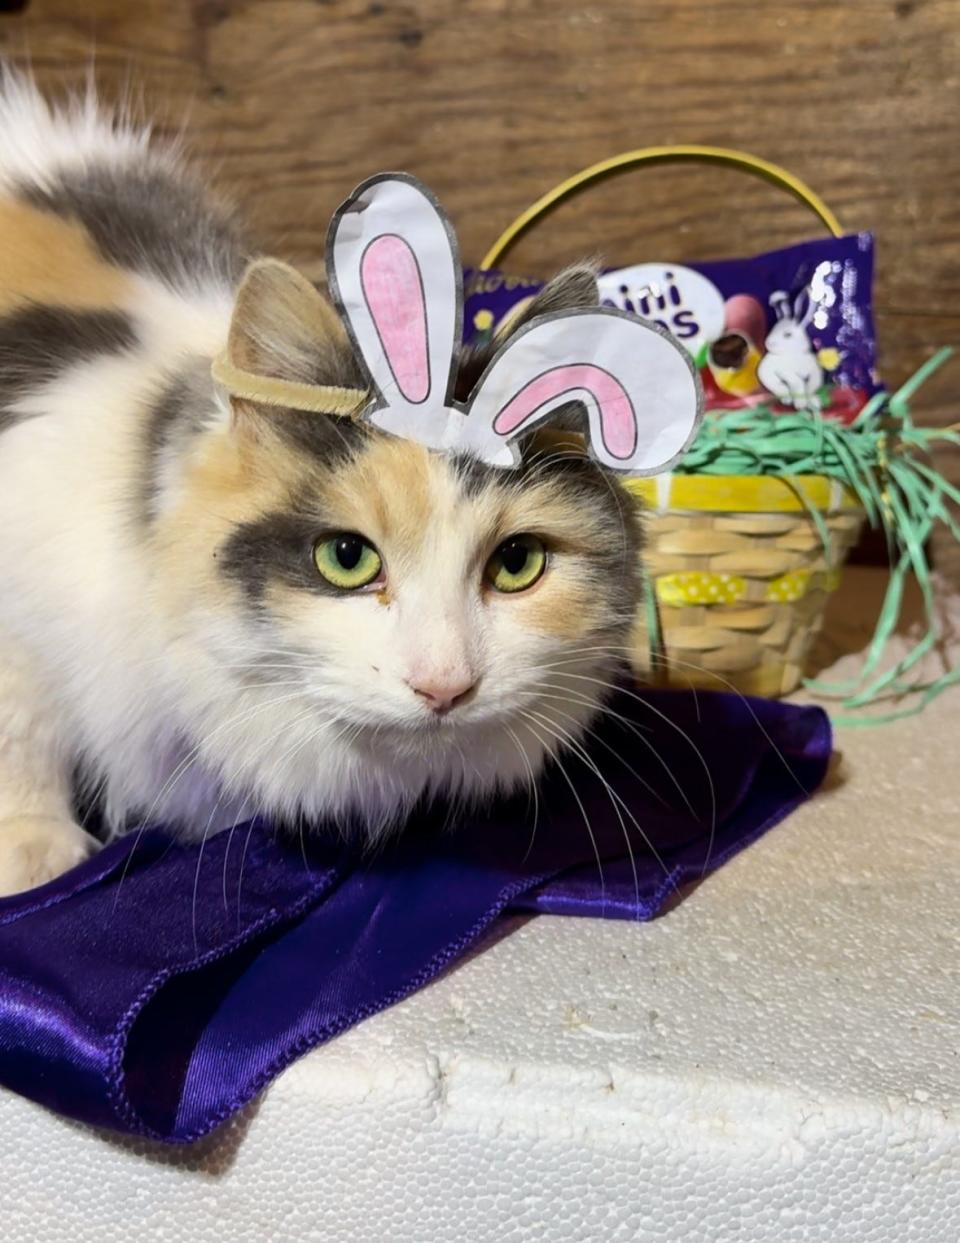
{"left": 1, "top": 576, "right": 958, "bottom": 1241}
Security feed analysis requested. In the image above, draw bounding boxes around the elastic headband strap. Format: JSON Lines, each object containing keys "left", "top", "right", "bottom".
{"left": 212, "top": 354, "right": 368, "bottom": 417}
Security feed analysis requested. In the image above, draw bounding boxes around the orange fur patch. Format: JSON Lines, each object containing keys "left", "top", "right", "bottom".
{"left": 321, "top": 439, "right": 441, "bottom": 556}
{"left": 152, "top": 424, "right": 303, "bottom": 609}
{"left": 519, "top": 575, "right": 603, "bottom": 638}
{"left": 0, "top": 199, "right": 133, "bottom": 313}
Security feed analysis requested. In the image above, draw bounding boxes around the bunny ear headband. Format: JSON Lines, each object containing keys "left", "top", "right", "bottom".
{"left": 217, "top": 172, "right": 703, "bottom": 474}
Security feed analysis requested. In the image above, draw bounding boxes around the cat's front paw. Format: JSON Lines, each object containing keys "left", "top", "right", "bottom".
{"left": 0, "top": 814, "right": 99, "bottom": 897}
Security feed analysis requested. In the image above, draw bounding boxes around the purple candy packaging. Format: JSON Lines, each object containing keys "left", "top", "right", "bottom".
{"left": 465, "top": 231, "right": 880, "bottom": 424}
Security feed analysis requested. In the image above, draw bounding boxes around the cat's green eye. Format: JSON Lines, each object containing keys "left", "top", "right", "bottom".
{"left": 485, "top": 534, "right": 547, "bottom": 594}
{"left": 314, "top": 534, "right": 383, "bottom": 590}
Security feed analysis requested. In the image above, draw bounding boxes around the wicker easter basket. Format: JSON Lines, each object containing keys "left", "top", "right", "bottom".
{"left": 625, "top": 475, "right": 864, "bottom": 696}
{"left": 482, "top": 146, "right": 867, "bottom": 697}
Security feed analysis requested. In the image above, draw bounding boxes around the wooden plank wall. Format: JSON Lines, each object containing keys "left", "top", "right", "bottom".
{"left": 2, "top": 0, "right": 959, "bottom": 565}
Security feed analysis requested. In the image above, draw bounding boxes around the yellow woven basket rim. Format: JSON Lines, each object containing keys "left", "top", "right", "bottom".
{"left": 625, "top": 474, "right": 862, "bottom": 514}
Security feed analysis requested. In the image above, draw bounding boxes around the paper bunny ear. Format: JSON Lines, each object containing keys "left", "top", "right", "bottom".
{"left": 327, "top": 174, "right": 462, "bottom": 413}
{"left": 206, "top": 172, "right": 703, "bottom": 476}
{"left": 465, "top": 308, "right": 703, "bottom": 475}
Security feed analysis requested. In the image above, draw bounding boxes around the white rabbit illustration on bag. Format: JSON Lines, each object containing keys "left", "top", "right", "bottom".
{"left": 326, "top": 174, "right": 702, "bottom": 474}
{"left": 757, "top": 288, "right": 823, "bottom": 411}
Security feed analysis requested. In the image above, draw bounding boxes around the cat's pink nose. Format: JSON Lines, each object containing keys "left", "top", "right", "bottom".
{"left": 407, "top": 674, "right": 477, "bottom": 714}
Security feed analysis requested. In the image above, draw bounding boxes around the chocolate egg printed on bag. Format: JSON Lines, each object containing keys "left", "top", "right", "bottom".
{"left": 465, "top": 233, "right": 880, "bottom": 425}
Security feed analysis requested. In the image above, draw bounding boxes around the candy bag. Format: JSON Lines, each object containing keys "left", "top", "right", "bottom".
{"left": 465, "top": 150, "right": 881, "bottom": 423}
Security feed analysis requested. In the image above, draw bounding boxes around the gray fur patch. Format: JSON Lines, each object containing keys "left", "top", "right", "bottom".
{"left": 21, "top": 159, "right": 249, "bottom": 291}
{"left": 140, "top": 358, "right": 218, "bottom": 523}
{"left": 0, "top": 305, "right": 137, "bottom": 434}
{"left": 268, "top": 406, "right": 371, "bottom": 465}
{"left": 219, "top": 503, "right": 345, "bottom": 606}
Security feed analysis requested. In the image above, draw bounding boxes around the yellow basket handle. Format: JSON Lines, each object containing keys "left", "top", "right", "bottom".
{"left": 480, "top": 145, "right": 843, "bottom": 271}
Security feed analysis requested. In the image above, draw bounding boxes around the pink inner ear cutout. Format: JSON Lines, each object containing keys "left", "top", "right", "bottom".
{"left": 492, "top": 365, "right": 638, "bottom": 460}
{"left": 360, "top": 235, "right": 430, "bottom": 403}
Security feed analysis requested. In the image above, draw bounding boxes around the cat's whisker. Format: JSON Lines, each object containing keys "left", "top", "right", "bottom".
{"left": 503, "top": 721, "right": 541, "bottom": 863}
{"left": 258, "top": 704, "right": 364, "bottom": 828}
{"left": 531, "top": 676, "right": 699, "bottom": 822}
{"left": 532, "top": 645, "right": 637, "bottom": 671}
{"left": 526, "top": 705, "right": 646, "bottom": 910}
{"left": 524, "top": 704, "right": 669, "bottom": 910}
{"left": 234, "top": 819, "right": 257, "bottom": 925}
{"left": 191, "top": 800, "right": 226, "bottom": 955}
{"left": 139, "top": 684, "right": 322, "bottom": 825}
{"left": 193, "top": 665, "right": 309, "bottom": 676}
{"left": 258, "top": 700, "right": 341, "bottom": 813}
{"left": 112, "top": 686, "right": 320, "bottom": 913}
{"left": 516, "top": 710, "right": 606, "bottom": 906}
{"left": 537, "top": 643, "right": 801, "bottom": 808}
{"left": 646, "top": 651, "right": 807, "bottom": 799}
{"left": 221, "top": 819, "right": 238, "bottom": 916}
{"left": 550, "top": 671, "right": 717, "bottom": 869}
{"left": 527, "top": 680, "right": 658, "bottom": 744}
{"left": 524, "top": 687, "right": 672, "bottom": 810}
{"left": 191, "top": 756, "right": 248, "bottom": 927}
{"left": 575, "top": 639, "right": 806, "bottom": 820}
{"left": 446, "top": 737, "right": 473, "bottom": 809}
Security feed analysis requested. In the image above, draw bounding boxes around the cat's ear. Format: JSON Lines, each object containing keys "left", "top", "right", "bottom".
{"left": 455, "top": 265, "right": 599, "bottom": 405}
{"left": 502, "top": 264, "right": 600, "bottom": 333}
{"left": 225, "top": 257, "right": 361, "bottom": 424}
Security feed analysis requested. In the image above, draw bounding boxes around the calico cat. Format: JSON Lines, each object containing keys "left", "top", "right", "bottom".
{"left": 0, "top": 75, "right": 642, "bottom": 896}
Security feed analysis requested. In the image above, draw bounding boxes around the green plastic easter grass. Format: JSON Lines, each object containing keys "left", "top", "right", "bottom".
{"left": 666, "top": 348, "right": 959, "bottom": 724}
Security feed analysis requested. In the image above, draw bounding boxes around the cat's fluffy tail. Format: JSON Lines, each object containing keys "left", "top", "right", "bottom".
{"left": 0, "top": 67, "right": 245, "bottom": 298}
{"left": 0, "top": 68, "right": 153, "bottom": 194}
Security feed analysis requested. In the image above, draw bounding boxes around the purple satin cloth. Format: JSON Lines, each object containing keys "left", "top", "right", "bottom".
{"left": 0, "top": 689, "right": 830, "bottom": 1143}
